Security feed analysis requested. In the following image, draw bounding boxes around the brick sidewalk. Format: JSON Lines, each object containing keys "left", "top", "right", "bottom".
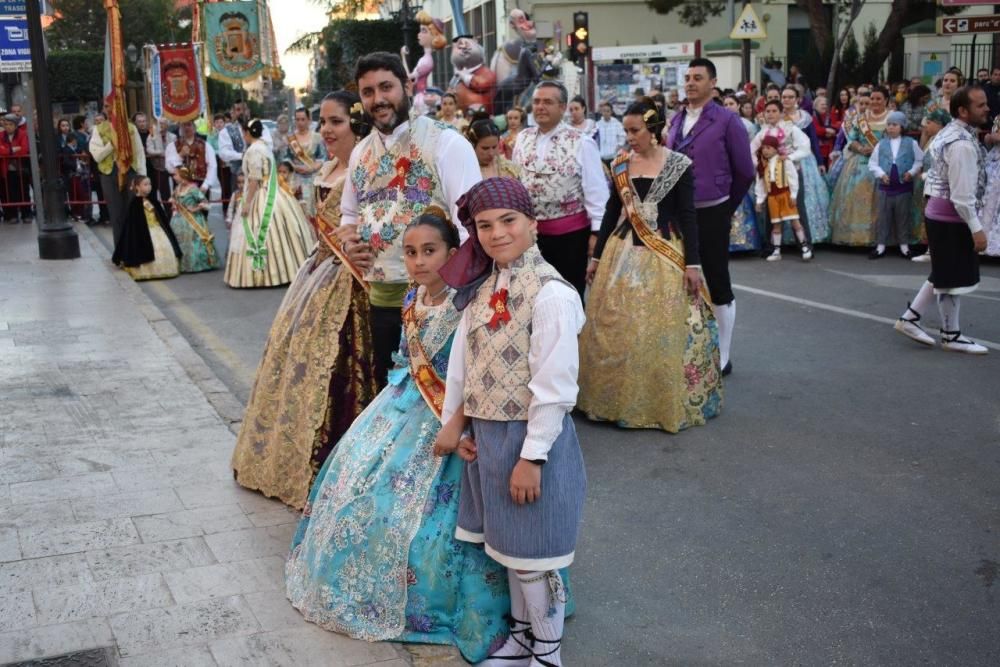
{"left": 0, "top": 223, "right": 411, "bottom": 666}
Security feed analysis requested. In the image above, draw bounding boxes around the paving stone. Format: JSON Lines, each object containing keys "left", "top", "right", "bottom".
{"left": 55, "top": 447, "right": 155, "bottom": 477}
{"left": 204, "top": 525, "right": 295, "bottom": 563}
{"left": 162, "top": 557, "right": 285, "bottom": 604}
{"left": 86, "top": 537, "right": 217, "bottom": 581}
{"left": 9, "top": 472, "right": 118, "bottom": 505}
{"left": 0, "top": 500, "right": 77, "bottom": 530}
{"left": 110, "top": 595, "right": 260, "bottom": 657}
{"left": 20, "top": 518, "right": 140, "bottom": 559}
{"left": 174, "top": 483, "right": 264, "bottom": 511}
{"left": 241, "top": 591, "right": 303, "bottom": 632}
{"left": 0, "top": 456, "right": 62, "bottom": 485}
{"left": 0, "top": 589, "right": 35, "bottom": 632}
{"left": 72, "top": 489, "right": 184, "bottom": 523}
{"left": 0, "top": 618, "right": 114, "bottom": 664}
{"left": 209, "top": 625, "right": 402, "bottom": 667}
{"left": 133, "top": 505, "right": 253, "bottom": 543}
{"left": 112, "top": 462, "right": 233, "bottom": 495}
{"left": 245, "top": 507, "right": 301, "bottom": 528}
{"left": 33, "top": 573, "right": 174, "bottom": 626}
{"left": 0, "top": 553, "right": 94, "bottom": 593}
{"left": 0, "top": 526, "right": 21, "bottom": 562}
{"left": 117, "top": 644, "right": 219, "bottom": 667}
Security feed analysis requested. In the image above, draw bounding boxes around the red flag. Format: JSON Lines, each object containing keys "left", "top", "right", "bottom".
{"left": 157, "top": 45, "right": 202, "bottom": 122}
{"left": 103, "top": 0, "right": 132, "bottom": 189}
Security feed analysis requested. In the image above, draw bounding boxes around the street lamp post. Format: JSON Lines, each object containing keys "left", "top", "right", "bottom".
{"left": 27, "top": 0, "right": 79, "bottom": 259}
{"left": 387, "top": 0, "right": 421, "bottom": 69}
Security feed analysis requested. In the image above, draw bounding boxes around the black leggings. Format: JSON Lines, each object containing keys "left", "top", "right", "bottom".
{"left": 697, "top": 202, "right": 735, "bottom": 306}
{"left": 370, "top": 305, "right": 402, "bottom": 391}
{"left": 536, "top": 226, "right": 591, "bottom": 301}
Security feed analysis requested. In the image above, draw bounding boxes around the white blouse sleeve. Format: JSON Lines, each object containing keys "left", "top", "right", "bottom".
{"left": 442, "top": 310, "right": 470, "bottom": 425}
{"left": 522, "top": 281, "right": 586, "bottom": 461}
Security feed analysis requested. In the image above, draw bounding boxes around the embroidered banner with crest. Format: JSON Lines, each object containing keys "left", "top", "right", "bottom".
{"left": 204, "top": 1, "right": 264, "bottom": 83}
{"left": 151, "top": 44, "right": 204, "bottom": 122}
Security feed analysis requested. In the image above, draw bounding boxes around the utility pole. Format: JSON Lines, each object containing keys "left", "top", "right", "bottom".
{"left": 27, "top": 0, "right": 79, "bottom": 260}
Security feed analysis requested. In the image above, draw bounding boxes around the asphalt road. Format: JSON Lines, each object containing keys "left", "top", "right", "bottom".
{"left": 93, "top": 214, "right": 1000, "bottom": 666}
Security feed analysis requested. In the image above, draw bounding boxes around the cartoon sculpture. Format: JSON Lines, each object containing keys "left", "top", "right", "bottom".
{"left": 402, "top": 11, "right": 446, "bottom": 116}
{"left": 450, "top": 34, "right": 496, "bottom": 114}
{"left": 491, "top": 9, "right": 537, "bottom": 85}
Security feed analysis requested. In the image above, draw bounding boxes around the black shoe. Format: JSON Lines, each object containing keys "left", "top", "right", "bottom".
{"left": 722, "top": 361, "right": 733, "bottom": 376}
{"left": 868, "top": 248, "right": 885, "bottom": 259}
{"left": 900, "top": 248, "right": 913, "bottom": 259}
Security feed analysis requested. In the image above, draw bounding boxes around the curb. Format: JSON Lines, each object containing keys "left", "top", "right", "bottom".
{"left": 77, "top": 222, "right": 246, "bottom": 435}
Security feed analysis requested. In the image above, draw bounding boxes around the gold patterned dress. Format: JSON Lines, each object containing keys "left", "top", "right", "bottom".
{"left": 230, "top": 160, "right": 378, "bottom": 509}
{"left": 224, "top": 140, "right": 315, "bottom": 288}
{"left": 578, "top": 151, "right": 723, "bottom": 432}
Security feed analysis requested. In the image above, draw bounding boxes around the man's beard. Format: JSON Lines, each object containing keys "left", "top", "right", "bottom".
{"left": 369, "top": 97, "right": 411, "bottom": 134}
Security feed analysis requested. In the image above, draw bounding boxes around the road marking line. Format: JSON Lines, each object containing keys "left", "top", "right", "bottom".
{"left": 145, "top": 281, "right": 257, "bottom": 386}
{"left": 733, "top": 283, "right": 1000, "bottom": 352}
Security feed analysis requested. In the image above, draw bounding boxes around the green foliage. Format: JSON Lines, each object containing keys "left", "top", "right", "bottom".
{"left": 46, "top": 50, "right": 104, "bottom": 102}
{"left": 645, "top": 0, "right": 727, "bottom": 26}
{"left": 310, "top": 19, "right": 417, "bottom": 94}
{"left": 47, "top": 0, "right": 191, "bottom": 53}
{"left": 860, "top": 23, "right": 879, "bottom": 73}
{"left": 839, "top": 30, "right": 861, "bottom": 85}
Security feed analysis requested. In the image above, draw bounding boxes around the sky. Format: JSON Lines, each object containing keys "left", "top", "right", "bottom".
{"left": 272, "top": 0, "right": 331, "bottom": 90}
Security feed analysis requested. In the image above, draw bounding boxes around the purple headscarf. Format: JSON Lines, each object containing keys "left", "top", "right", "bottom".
{"left": 439, "top": 177, "right": 535, "bottom": 309}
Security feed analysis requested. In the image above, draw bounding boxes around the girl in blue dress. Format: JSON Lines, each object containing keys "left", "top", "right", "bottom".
{"left": 285, "top": 208, "right": 509, "bottom": 662}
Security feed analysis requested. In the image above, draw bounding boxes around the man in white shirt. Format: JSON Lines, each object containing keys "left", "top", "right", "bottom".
{"left": 217, "top": 99, "right": 273, "bottom": 192}
{"left": 338, "top": 51, "right": 481, "bottom": 387}
{"left": 165, "top": 120, "right": 219, "bottom": 195}
{"left": 512, "top": 81, "right": 609, "bottom": 299}
{"left": 595, "top": 102, "right": 626, "bottom": 165}
{"left": 895, "top": 87, "right": 990, "bottom": 355}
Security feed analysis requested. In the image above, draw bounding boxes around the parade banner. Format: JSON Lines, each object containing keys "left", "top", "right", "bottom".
{"left": 203, "top": 1, "right": 264, "bottom": 83}
{"left": 103, "top": 0, "right": 132, "bottom": 188}
{"left": 152, "top": 44, "right": 203, "bottom": 122}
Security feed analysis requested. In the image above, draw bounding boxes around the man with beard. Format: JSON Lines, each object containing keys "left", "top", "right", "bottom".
{"left": 450, "top": 35, "right": 496, "bottom": 114}
{"left": 339, "top": 51, "right": 481, "bottom": 387}
{"left": 165, "top": 120, "right": 218, "bottom": 194}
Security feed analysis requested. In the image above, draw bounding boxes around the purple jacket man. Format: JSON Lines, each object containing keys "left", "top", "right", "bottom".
{"left": 667, "top": 100, "right": 755, "bottom": 216}
{"left": 666, "top": 58, "right": 754, "bottom": 377}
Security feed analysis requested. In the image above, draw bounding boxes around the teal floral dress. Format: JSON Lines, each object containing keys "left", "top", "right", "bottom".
{"left": 169, "top": 186, "right": 220, "bottom": 273}
{"left": 285, "top": 287, "right": 510, "bottom": 662}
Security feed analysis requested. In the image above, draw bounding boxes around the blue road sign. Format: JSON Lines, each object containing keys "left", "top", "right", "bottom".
{"left": 0, "top": 16, "right": 30, "bottom": 73}
{"left": 0, "top": 2, "right": 26, "bottom": 17}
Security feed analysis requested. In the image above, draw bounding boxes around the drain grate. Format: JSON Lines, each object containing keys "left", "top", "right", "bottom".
{"left": 0, "top": 647, "right": 117, "bottom": 667}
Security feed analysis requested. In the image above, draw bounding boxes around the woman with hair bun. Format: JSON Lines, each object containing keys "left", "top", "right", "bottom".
{"left": 223, "top": 117, "right": 314, "bottom": 288}
{"left": 232, "top": 92, "right": 380, "bottom": 510}
{"left": 169, "top": 166, "right": 220, "bottom": 273}
{"left": 465, "top": 112, "right": 520, "bottom": 179}
{"left": 579, "top": 98, "right": 723, "bottom": 432}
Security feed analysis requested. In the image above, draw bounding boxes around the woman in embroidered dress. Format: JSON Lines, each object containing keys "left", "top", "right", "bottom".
{"left": 437, "top": 93, "right": 468, "bottom": 133}
{"left": 286, "top": 210, "right": 509, "bottom": 663}
{"left": 224, "top": 118, "right": 314, "bottom": 288}
{"left": 466, "top": 113, "right": 520, "bottom": 180}
{"left": 231, "top": 92, "right": 379, "bottom": 510}
{"left": 979, "top": 113, "right": 1000, "bottom": 257}
{"left": 778, "top": 85, "right": 831, "bottom": 243}
{"left": 724, "top": 95, "right": 761, "bottom": 252}
{"left": 829, "top": 86, "right": 891, "bottom": 246}
{"left": 286, "top": 106, "right": 326, "bottom": 217}
{"left": 578, "top": 99, "right": 722, "bottom": 432}
{"left": 500, "top": 106, "right": 526, "bottom": 160}
{"left": 168, "top": 167, "right": 220, "bottom": 273}
{"left": 112, "top": 174, "right": 181, "bottom": 281}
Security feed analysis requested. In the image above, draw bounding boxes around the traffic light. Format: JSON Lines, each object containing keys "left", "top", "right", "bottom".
{"left": 569, "top": 11, "right": 589, "bottom": 63}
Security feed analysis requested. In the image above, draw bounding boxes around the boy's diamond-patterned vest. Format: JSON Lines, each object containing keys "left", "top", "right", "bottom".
{"left": 463, "top": 245, "right": 571, "bottom": 421}
{"left": 352, "top": 116, "right": 448, "bottom": 283}
{"left": 516, "top": 124, "right": 586, "bottom": 221}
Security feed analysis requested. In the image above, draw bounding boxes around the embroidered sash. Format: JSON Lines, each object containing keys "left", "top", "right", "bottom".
{"left": 288, "top": 134, "right": 318, "bottom": 170}
{"left": 611, "top": 153, "right": 710, "bottom": 301}
{"left": 856, "top": 114, "right": 880, "bottom": 148}
{"left": 174, "top": 192, "right": 217, "bottom": 261}
{"left": 241, "top": 151, "right": 279, "bottom": 271}
{"left": 313, "top": 162, "right": 370, "bottom": 290}
{"left": 402, "top": 294, "right": 448, "bottom": 420}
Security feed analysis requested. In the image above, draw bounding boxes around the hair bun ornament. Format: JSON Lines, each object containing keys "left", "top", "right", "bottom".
{"left": 248, "top": 118, "right": 264, "bottom": 138}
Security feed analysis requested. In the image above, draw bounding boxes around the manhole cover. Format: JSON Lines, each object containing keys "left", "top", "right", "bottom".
{"left": 0, "top": 647, "right": 117, "bottom": 667}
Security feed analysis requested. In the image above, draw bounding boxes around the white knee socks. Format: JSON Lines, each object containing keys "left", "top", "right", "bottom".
{"left": 482, "top": 569, "right": 532, "bottom": 665}
{"left": 519, "top": 570, "right": 566, "bottom": 667}
{"left": 713, "top": 301, "right": 736, "bottom": 369}
{"left": 902, "top": 281, "right": 935, "bottom": 320}
{"left": 937, "top": 294, "right": 961, "bottom": 332}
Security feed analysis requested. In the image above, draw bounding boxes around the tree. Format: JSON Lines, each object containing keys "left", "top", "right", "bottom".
{"left": 645, "top": 0, "right": 727, "bottom": 27}
{"left": 825, "top": 0, "right": 865, "bottom": 93}
{"left": 47, "top": 0, "right": 191, "bottom": 52}
{"left": 839, "top": 30, "right": 861, "bottom": 85}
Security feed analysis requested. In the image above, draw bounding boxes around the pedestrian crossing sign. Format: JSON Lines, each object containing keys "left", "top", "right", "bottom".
{"left": 730, "top": 4, "right": 767, "bottom": 40}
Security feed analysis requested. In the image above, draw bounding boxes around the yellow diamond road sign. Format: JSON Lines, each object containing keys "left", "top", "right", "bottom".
{"left": 730, "top": 3, "right": 767, "bottom": 40}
